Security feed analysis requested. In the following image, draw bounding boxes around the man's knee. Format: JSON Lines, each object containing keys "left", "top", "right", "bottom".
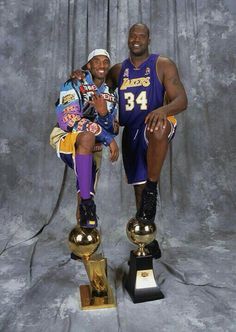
{"left": 75, "top": 131, "right": 95, "bottom": 152}
{"left": 147, "top": 121, "right": 171, "bottom": 142}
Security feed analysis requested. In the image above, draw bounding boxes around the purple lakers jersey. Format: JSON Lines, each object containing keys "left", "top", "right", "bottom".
{"left": 118, "top": 54, "right": 165, "bottom": 128}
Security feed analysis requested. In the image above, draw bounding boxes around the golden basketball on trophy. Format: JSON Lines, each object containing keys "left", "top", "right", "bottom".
{"left": 68, "top": 225, "right": 100, "bottom": 259}
{"left": 126, "top": 217, "right": 156, "bottom": 256}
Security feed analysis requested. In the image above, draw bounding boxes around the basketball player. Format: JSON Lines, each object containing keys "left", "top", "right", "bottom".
{"left": 50, "top": 49, "right": 119, "bottom": 229}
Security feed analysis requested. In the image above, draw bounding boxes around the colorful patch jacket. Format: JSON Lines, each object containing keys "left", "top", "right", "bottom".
{"left": 55, "top": 71, "right": 118, "bottom": 146}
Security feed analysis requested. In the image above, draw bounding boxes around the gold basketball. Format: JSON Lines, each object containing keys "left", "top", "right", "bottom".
{"left": 68, "top": 226, "right": 100, "bottom": 259}
{"left": 126, "top": 217, "right": 156, "bottom": 246}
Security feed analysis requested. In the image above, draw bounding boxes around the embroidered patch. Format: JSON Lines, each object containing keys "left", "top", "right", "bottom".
{"left": 63, "top": 104, "right": 80, "bottom": 114}
{"left": 76, "top": 118, "right": 88, "bottom": 131}
{"left": 79, "top": 84, "right": 97, "bottom": 94}
{"left": 101, "top": 92, "right": 116, "bottom": 103}
{"left": 64, "top": 114, "right": 81, "bottom": 128}
{"left": 86, "top": 122, "right": 102, "bottom": 136}
{"left": 145, "top": 67, "right": 150, "bottom": 75}
{"left": 123, "top": 68, "right": 129, "bottom": 77}
{"left": 62, "top": 94, "right": 75, "bottom": 104}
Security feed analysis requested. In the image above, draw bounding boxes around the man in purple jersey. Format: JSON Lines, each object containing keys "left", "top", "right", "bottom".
{"left": 107, "top": 23, "right": 187, "bottom": 258}
{"left": 72, "top": 23, "right": 187, "bottom": 258}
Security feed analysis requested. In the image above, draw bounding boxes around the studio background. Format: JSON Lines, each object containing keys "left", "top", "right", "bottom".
{"left": 0, "top": 1, "right": 235, "bottom": 331}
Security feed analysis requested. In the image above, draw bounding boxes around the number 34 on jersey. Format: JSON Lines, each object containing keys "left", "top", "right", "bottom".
{"left": 124, "top": 91, "right": 148, "bottom": 111}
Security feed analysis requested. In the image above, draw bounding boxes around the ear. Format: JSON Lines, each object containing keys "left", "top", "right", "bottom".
{"left": 87, "top": 62, "right": 91, "bottom": 70}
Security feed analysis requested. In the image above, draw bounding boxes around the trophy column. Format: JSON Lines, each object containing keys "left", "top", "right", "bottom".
{"left": 68, "top": 225, "right": 116, "bottom": 310}
{"left": 124, "top": 218, "right": 164, "bottom": 303}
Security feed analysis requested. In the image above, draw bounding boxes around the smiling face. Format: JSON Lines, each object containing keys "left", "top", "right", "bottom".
{"left": 128, "top": 24, "right": 150, "bottom": 57}
{"left": 87, "top": 55, "right": 110, "bottom": 81}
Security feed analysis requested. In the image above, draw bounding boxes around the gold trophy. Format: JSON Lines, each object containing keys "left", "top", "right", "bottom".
{"left": 124, "top": 218, "right": 164, "bottom": 303}
{"left": 68, "top": 225, "right": 116, "bottom": 310}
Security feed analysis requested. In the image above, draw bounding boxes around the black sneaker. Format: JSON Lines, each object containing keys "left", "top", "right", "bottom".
{"left": 145, "top": 239, "right": 162, "bottom": 259}
{"left": 79, "top": 199, "right": 98, "bottom": 228}
{"left": 71, "top": 252, "right": 81, "bottom": 261}
{"left": 136, "top": 188, "right": 157, "bottom": 223}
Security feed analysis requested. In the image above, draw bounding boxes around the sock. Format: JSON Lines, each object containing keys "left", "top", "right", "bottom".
{"left": 81, "top": 197, "right": 93, "bottom": 205}
{"left": 75, "top": 154, "right": 92, "bottom": 199}
{"left": 146, "top": 179, "right": 158, "bottom": 192}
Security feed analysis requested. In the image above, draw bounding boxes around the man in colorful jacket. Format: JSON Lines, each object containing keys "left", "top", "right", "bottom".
{"left": 50, "top": 49, "right": 119, "bottom": 228}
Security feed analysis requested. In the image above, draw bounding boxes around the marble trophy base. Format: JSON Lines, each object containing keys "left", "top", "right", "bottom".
{"left": 124, "top": 251, "right": 164, "bottom": 303}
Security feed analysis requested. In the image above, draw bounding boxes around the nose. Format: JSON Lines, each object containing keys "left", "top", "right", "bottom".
{"left": 133, "top": 35, "right": 140, "bottom": 42}
{"left": 95, "top": 63, "right": 104, "bottom": 71}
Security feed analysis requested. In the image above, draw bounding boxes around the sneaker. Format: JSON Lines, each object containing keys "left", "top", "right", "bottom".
{"left": 136, "top": 188, "right": 158, "bottom": 223}
{"left": 71, "top": 252, "right": 81, "bottom": 261}
{"left": 79, "top": 199, "right": 98, "bottom": 228}
{"left": 145, "top": 239, "right": 162, "bottom": 259}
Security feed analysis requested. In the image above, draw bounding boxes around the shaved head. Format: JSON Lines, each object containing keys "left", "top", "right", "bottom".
{"left": 129, "top": 23, "right": 150, "bottom": 37}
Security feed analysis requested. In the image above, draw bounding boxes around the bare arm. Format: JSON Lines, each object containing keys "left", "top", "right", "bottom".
{"left": 109, "top": 139, "right": 119, "bottom": 162}
{"left": 145, "top": 56, "right": 188, "bottom": 131}
{"left": 106, "top": 63, "right": 122, "bottom": 90}
{"left": 160, "top": 57, "right": 188, "bottom": 116}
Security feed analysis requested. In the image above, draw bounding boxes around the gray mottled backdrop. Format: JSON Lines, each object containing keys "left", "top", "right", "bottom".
{"left": 0, "top": 1, "right": 236, "bottom": 331}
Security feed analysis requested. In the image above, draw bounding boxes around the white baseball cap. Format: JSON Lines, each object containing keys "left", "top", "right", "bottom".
{"left": 87, "top": 49, "right": 111, "bottom": 63}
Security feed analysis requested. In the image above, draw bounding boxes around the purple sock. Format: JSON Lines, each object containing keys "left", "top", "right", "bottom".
{"left": 75, "top": 154, "right": 93, "bottom": 199}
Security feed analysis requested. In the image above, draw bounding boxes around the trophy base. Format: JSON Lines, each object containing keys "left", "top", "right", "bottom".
{"left": 124, "top": 251, "right": 164, "bottom": 303}
{"left": 79, "top": 285, "right": 116, "bottom": 310}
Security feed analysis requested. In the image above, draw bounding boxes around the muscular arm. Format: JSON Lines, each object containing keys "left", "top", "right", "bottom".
{"left": 145, "top": 56, "right": 187, "bottom": 131}
{"left": 157, "top": 56, "right": 188, "bottom": 116}
{"left": 106, "top": 63, "right": 122, "bottom": 90}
